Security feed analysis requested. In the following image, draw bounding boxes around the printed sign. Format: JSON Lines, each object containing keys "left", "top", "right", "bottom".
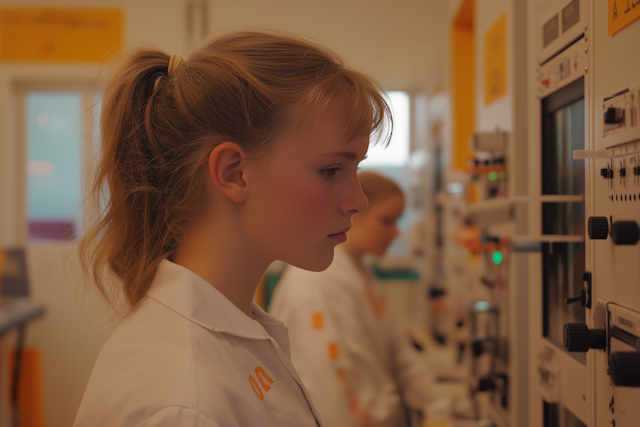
{"left": 608, "top": 0, "right": 640, "bottom": 36}
{"left": 0, "top": 8, "right": 123, "bottom": 62}
{"left": 484, "top": 13, "right": 507, "bottom": 105}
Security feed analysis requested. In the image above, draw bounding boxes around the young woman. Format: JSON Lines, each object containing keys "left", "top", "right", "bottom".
{"left": 269, "top": 171, "right": 438, "bottom": 427}
{"left": 74, "top": 32, "right": 391, "bottom": 426}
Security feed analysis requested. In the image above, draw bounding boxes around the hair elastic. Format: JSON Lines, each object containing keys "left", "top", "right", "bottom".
{"left": 168, "top": 54, "right": 184, "bottom": 77}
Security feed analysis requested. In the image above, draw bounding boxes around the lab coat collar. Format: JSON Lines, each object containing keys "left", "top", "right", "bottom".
{"left": 147, "top": 260, "right": 290, "bottom": 352}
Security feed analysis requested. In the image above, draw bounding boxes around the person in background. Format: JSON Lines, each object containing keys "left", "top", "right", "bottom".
{"left": 270, "top": 171, "right": 438, "bottom": 427}
{"left": 74, "top": 31, "right": 392, "bottom": 427}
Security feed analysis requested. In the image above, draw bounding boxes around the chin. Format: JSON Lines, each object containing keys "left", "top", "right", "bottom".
{"left": 284, "top": 248, "right": 335, "bottom": 272}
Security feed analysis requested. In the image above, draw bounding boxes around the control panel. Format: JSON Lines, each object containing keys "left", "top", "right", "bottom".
{"left": 560, "top": 2, "right": 640, "bottom": 426}
{"left": 600, "top": 86, "right": 640, "bottom": 149}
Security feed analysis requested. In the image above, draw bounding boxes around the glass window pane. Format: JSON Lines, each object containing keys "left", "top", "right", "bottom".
{"left": 541, "top": 84, "right": 586, "bottom": 364}
{"left": 27, "top": 91, "right": 83, "bottom": 240}
{"left": 360, "top": 91, "right": 410, "bottom": 168}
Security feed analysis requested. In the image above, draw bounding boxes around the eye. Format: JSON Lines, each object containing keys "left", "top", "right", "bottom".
{"left": 321, "top": 167, "right": 341, "bottom": 178}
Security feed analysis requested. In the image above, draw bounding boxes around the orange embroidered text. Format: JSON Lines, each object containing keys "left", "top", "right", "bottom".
{"left": 328, "top": 342, "right": 340, "bottom": 360}
{"left": 336, "top": 369, "right": 371, "bottom": 426}
{"left": 249, "top": 366, "right": 274, "bottom": 401}
{"left": 255, "top": 366, "right": 273, "bottom": 391}
{"left": 311, "top": 312, "right": 324, "bottom": 330}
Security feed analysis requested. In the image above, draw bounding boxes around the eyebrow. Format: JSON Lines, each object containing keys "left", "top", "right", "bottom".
{"left": 318, "top": 151, "right": 364, "bottom": 161}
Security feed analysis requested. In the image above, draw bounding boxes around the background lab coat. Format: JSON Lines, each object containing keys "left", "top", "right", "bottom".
{"left": 75, "top": 260, "right": 322, "bottom": 427}
{"left": 270, "top": 248, "right": 437, "bottom": 427}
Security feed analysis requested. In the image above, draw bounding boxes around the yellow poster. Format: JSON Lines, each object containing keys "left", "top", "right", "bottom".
{"left": 483, "top": 13, "right": 507, "bottom": 106}
{"left": 0, "top": 8, "right": 124, "bottom": 62}
{"left": 608, "top": 0, "right": 640, "bottom": 36}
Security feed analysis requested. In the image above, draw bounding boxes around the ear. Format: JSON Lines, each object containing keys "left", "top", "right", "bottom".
{"left": 208, "top": 142, "right": 248, "bottom": 203}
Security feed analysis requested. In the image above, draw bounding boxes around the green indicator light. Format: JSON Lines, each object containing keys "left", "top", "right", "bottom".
{"left": 488, "top": 171, "right": 498, "bottom": 181}
{"left": 498, "top": 171, "right": 506, "bottom": 179}
{"left": 492, "top": 251, "right": 503, "bottom": 264}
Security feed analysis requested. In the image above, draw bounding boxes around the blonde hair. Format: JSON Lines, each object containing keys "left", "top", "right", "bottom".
{"left": 358, "top": 171, "right": 404, "bottom": 207}
{"left": 80, "top": 31, "right": 392, "bottom": 313}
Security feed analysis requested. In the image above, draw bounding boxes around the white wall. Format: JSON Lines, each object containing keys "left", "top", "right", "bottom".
{"left": 0, "top": 1, "right": 449, "bottom": 426}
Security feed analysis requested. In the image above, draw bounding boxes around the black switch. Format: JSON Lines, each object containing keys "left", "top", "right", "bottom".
{"left": 619, "top": 168, "right": 626, "bottom": 177}
{"left": 601, "top": 168, "right": 613, "bottom": 179}
{"left": 604, "top": 107, "right": 625, "bottom": 124}
{"left": 634, "top": 166, "right": 640, "bottom": 176}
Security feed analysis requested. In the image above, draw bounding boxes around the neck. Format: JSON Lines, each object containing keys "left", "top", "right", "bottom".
{"left": 172, "top": 207, "right": 270, "bottom": 318}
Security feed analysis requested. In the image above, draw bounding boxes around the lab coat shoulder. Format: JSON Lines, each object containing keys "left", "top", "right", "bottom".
{"left": 75, "top": 297, "right": 200, "bottom": 426}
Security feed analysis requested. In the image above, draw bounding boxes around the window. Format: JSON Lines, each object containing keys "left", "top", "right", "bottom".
{"left": 359, "top": 91, "right": 411, "bottom": 255}
{"left": 19, "top": 86, "right": 98, "bottom": 241}
{"left": 360, "top": 91, "right": 410, "bottom": 168}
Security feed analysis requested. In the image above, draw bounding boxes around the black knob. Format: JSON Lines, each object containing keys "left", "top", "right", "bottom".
{"left": 611, "top": 221, "right": 639, "bottom": 245}
{"left": 610, "top": 352, "right": 640, "bottom": 387}
{"left": 588, "top": 217, "right": 609, "bottom": 240}
{"left": 563, "top": 323, "right": 606, "bottom": 352}
{"left": 477, "top": 377, "right": 496, "bottom": 392}
{"left": 472, "top": 339, "right": 485, "bottom": 357}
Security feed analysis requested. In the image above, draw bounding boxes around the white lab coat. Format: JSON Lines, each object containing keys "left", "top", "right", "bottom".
{"left": 269, "top": 248, "right": 437, "bottom": 427}
{"left": 75, "top": 259, "right": 322, "bottom": 427}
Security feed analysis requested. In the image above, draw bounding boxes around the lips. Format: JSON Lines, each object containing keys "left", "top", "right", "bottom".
{"left": 329, "top": 225, "right": 351, "bottom": 236}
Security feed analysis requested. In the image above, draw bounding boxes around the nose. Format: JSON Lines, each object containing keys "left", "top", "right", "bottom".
{"left": 340, "top": 177, "right": 369, "bottom": 215}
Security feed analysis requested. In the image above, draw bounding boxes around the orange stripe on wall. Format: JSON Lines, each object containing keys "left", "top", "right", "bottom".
{"left": 451, "top": 0, "right": 476, "bottom": 171}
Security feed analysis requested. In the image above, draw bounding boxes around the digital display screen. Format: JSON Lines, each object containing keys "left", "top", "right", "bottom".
{"left": 562, "top": 0, "right": 580, "bottom": 33}
{"left": 543, "top": 14, "right": 559, "bottom": 48}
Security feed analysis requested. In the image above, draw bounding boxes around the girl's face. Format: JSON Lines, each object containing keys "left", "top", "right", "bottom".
{"left": 349, "top": 193, "right": 405, "bottom": 257}
{"left": 243, "top": 98, "right": 370, "bottom": 271}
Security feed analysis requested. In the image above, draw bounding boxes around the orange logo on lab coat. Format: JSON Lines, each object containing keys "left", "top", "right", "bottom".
{"left": 364, "top": 287, "right": 387, "bottom": 319}
{"left": 249, "top": 367, "right": 274, "bottom": 401}
{"left": 328, "top": 342, "right": 340, "bottom": 360}
{"left": 311, "top": 312, "right": 324, "bottom": 330}
{"left": 336, "top": 369, "right": 371, "bottom": 426}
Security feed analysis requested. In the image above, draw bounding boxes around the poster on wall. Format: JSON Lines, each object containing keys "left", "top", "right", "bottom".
{"left": 0, "top": 8, "right": 124, "bottom": 62}
{"left": 483, "top": 13, "right": 507, "bottom": 106}
{"left": 608, "top": 0, "right": 640, "bottom": 36}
